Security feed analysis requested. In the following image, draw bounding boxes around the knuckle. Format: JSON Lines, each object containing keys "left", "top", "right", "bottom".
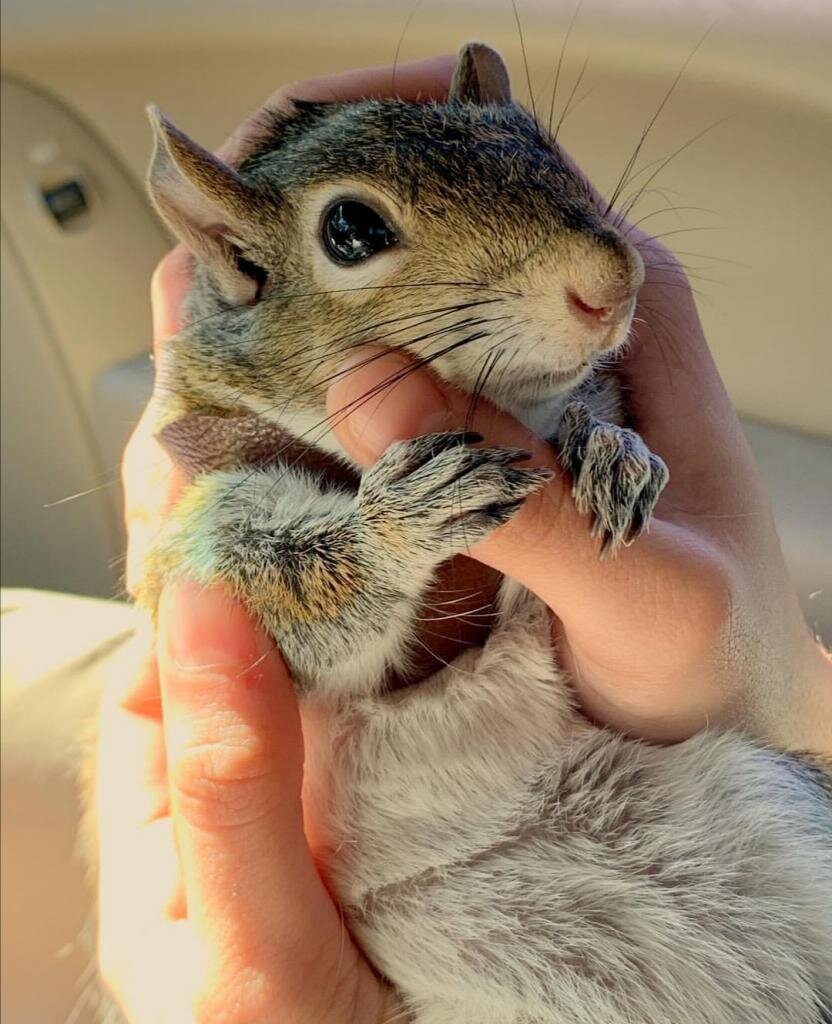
{"left": 697, "top": 571, "right": 734, "bottom": 634}
{"left": 171, "top": 728, "right": 274, "bottom": 831}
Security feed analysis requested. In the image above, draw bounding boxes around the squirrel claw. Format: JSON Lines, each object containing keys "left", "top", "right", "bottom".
{"left": 558, "top": 402, "right": 668, "bottom": 557}
{"left": 359, "top": 432, "right": 551, "bottom": 559}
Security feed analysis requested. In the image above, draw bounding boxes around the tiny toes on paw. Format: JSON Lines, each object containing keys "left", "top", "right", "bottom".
{"left": 360, "top": 436, "right": 552, "bottom": 560}
{"left": 442, "top": 498, "right": 527, "bottom": 546}
{"left": 560, "top": 414, "right": 668, "bottom": 556}
{"left": 558, "top": 401, "right": 595, "bottom": 476}
{"left": 627, "top": 453, "right": 669, "bottom": 541}
{"left": 560, "top": 401, "right": 592, "bottom": 435}
{"left": 441, "top": 465, "right": 551, "bottom": 542}
{"left": 430, "top": 459, "right": 550, "bottom": 519}
{"left": 389, "top": 443, "right": 536, "bottom": 505}
{"left": 368, "top": 431, "right": 484, "bottom": 487}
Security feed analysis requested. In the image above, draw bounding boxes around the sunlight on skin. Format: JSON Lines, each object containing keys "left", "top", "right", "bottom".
{"left": 96, "top": 584, "right": 399, "bottom": 1023}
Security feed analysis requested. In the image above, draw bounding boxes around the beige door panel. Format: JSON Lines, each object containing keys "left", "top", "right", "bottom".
{"left": 1, "top": 76, "right": 169, "bottom": 596}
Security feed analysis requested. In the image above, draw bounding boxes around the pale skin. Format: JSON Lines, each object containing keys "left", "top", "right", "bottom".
{"left": 99, "top": 54, "right": 832, "bottom": 1024}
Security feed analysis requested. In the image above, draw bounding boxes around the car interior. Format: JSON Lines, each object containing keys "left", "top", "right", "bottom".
{"left": 2, "top": 1, "right": 830, "bottom": 1020}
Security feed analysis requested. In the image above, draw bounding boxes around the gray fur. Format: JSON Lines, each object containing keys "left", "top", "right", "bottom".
{"left": 327, "top": 586, "right": 832, "bottom": 1024}
{"left": 125, "top": 42, "right": 832, "bottom": 1024}
{"left": 150, "top": 433, "right": 550, "bottom": 698}
{"left": 558, "top": 400, "right": 669, "bottom": 553}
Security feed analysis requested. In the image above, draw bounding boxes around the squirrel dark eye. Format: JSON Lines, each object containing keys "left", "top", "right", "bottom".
{"left": 321, "top": 200, "right": 398, "bottom": 265}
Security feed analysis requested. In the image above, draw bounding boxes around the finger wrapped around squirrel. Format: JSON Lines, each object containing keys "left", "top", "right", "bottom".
{"left": 139, "top": 42, "right": 831, "bottom": 1024}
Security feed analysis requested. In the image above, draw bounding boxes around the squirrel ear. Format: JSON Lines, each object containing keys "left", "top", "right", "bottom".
{"left": 448, "top": 43, "right": 511, "bottom": 105}
{"left": 146, "top": 105, "right": 269, "bottom": 304}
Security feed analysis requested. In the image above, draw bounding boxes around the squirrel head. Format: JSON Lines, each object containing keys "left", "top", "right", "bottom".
{"left": 147, "top": 42, "right": 643, "bottom": 425}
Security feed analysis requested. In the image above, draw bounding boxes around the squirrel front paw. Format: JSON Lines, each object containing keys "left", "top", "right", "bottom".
{"left": 143, "top": 443, "right": 548, "bottom": 695}
{"left": 358, "top": 431, "right": 552, "bottom": 562}
{"left": 558, "top": 402, "right": 668, "bottom": 555}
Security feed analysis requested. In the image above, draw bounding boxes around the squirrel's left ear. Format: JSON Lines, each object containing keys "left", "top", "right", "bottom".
{"left": 146, "top": 106, "right": 274, "bottom": 304}
{"left": 448, "top": 42, "right": 512, "bottom": 105}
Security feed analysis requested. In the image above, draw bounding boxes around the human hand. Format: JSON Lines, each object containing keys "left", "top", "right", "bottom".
{"left": 327, "top": 232, "right": 832, "bottom": 750}
{"left": 95, "top": 581, "right": 397, "bottom": 1023}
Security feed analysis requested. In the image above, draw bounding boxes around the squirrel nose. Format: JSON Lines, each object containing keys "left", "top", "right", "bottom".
{"left": 566, "top": 287, "right": 636, "bottom": 327}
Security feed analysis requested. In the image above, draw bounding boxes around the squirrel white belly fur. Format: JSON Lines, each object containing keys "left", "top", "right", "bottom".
{"left": 128, "top": 42, "right": 832, "bottom": 1024}
{"left": 323, "top": 585, "right": 831, "bottom": 1024}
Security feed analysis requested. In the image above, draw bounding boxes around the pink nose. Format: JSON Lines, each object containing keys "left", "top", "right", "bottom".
{"left": 567, "top": 289, "right": 633, "bottom": 326}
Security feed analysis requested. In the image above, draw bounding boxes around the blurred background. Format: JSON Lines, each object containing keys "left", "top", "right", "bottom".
{"left": 1, "top": 1, "right": 831, "bottom": 1020}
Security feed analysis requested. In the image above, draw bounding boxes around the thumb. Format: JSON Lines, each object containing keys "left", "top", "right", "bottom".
{"left": 157, "top": 581, "right": 374, "bottom": 1020}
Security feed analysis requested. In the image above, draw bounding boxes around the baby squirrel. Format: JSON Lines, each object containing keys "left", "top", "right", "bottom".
{"left": 140, "top": 42, "right": 831, "bottom": 1024}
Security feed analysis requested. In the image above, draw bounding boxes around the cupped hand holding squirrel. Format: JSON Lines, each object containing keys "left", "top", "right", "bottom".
{"left": 326, "top": 262, "right": 829, "bottom": 748}
{"left": 102, "top": 53, "right": 831, "bottom": 1024}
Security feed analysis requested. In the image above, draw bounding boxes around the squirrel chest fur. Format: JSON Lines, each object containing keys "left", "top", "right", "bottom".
{"left": 140, "top": 43, "right": 832, "bottom": 1024}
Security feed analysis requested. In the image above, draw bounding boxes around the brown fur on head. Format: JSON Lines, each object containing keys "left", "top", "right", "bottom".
{"left": 147, "top": 42, "right": 643, "bottom": 434}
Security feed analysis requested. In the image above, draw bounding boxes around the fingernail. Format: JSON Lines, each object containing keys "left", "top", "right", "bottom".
{"left": 328, "top": 346, "right": 453, "bottom": 463}
{"left": 158, "top": 581, "right": 271, "bottom": 674}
